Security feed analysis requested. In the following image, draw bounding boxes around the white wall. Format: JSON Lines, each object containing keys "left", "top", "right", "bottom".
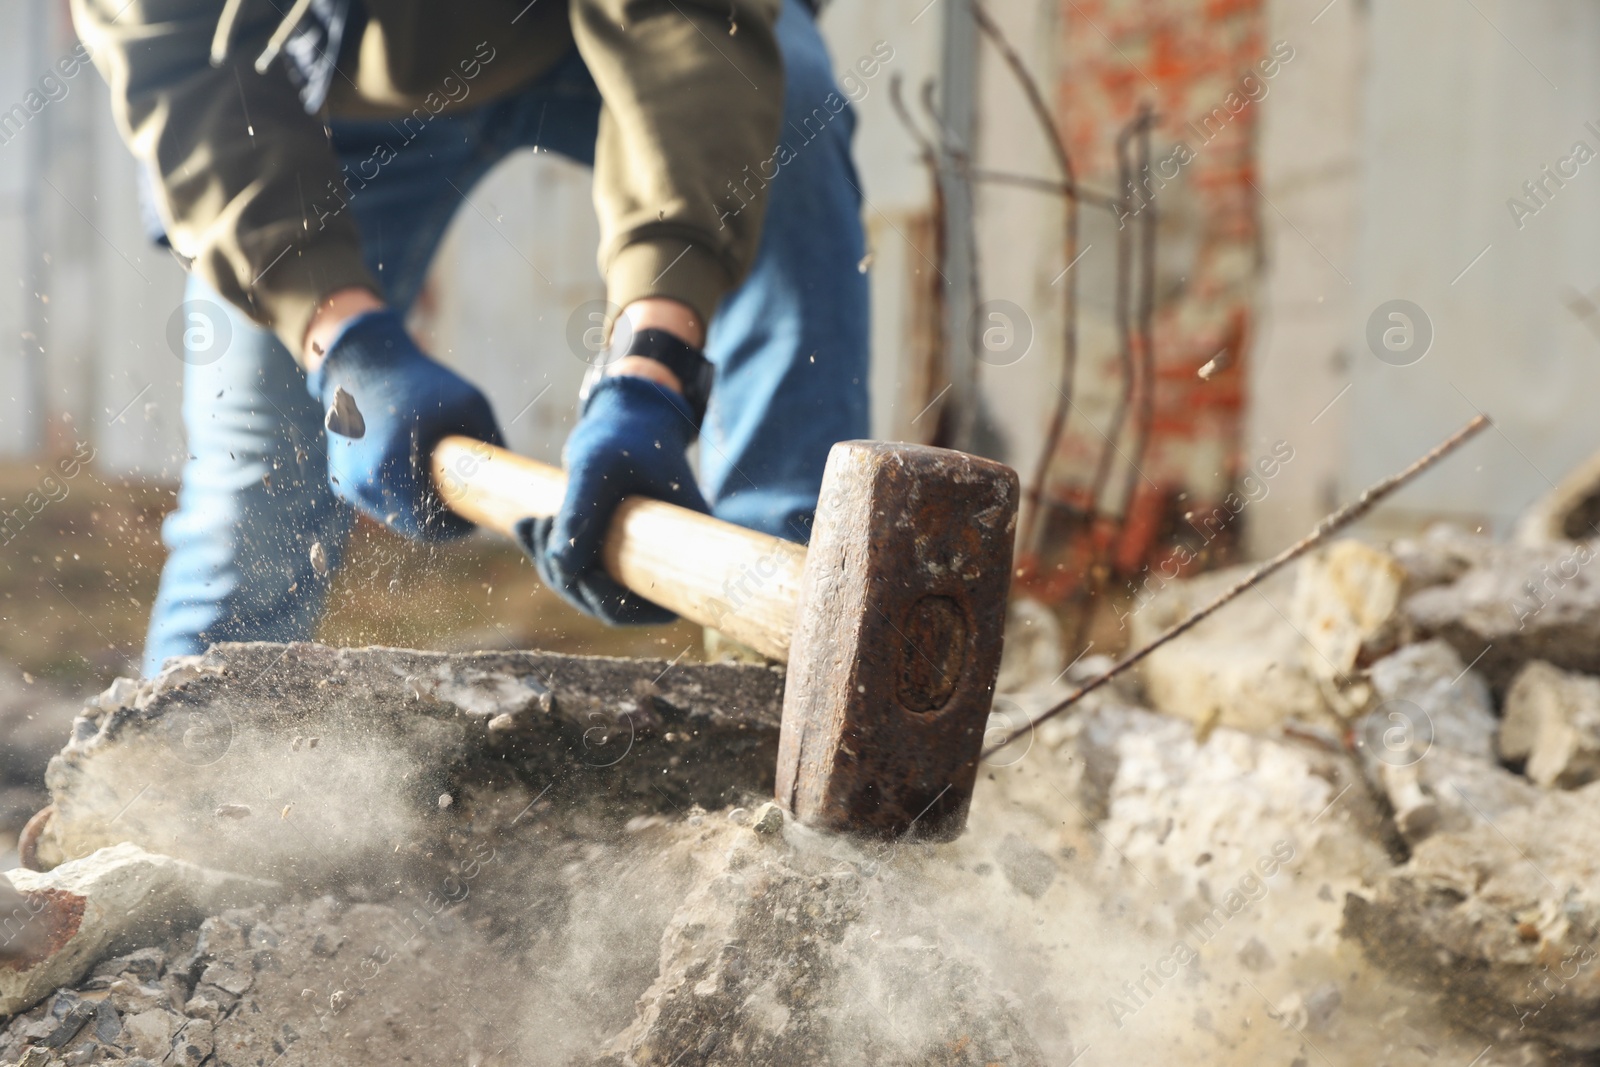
{"left": 1248, "top": 0, "right": 1368, "bottom": 552}
{"left": 1347, "top": 0, "right": 1600, "bottom": 536}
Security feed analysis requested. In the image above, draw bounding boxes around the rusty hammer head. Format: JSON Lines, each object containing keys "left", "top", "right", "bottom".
{"left": 775, "top": 440, "right": 1020, "bottom": 840}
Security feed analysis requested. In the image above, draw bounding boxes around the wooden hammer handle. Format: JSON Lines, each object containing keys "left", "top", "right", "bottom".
{"left": 431, "top": 435, "right": 803, "bottom": 661}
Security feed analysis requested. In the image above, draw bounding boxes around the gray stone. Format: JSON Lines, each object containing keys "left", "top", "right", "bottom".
{"left": 751, "top": 802, "right": 785, "bottom": 837}
{"left": 120, "top": 1009, "right": 181, "bottom": 1061}
{"left": 1353, "top": 640, "right": 1529, "bottom": 844}
{"left": 166, "top": 1018, "right": 214, "bottom": 1067}
{"left": 1304, "top": 981, "right": 1342, "bottom": 1030}
{"left": 1363, "top": 639, "right": 1497, "bottom": 760}
{"left": 1403, "top": 540, "right": 1600, "bottom": 693}
{"left": 90, "top": 946, "right": 164, "bottom": 983}
{"left": 198, "top": 961, "right": 252, "bottom": 996}
{"left": 1237, "top": 937, "right": 1274, "bottom": 972}
{"left": 1344, "top": 779, "right": 1600, "bottom": 1051}
{"left": 1388, "top": 524, "right": 1496, "bottom": 596}
{"left": 39, "top": 999, "right": 93, "bottom": 1048}
{"left": 89, "top": 1000, "right": 119, "bottom": 1043}
{"left": 1502, "top": 661, "right": 1600, "bottom": 788}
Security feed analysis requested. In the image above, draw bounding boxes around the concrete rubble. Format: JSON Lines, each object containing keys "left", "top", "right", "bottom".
{"left": 0, "top": 844, "right": 274, "bottom": 1018}
{"left": 12, "top": 517, "right": 1600, "bottom": 1062}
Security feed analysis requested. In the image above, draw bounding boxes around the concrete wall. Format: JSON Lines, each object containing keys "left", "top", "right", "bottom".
{"left": 1246, "top": 0, "right": 1367, "bottom": 553}
{"left": 1252, "top": 0, "right": 1600, "bottom": 544}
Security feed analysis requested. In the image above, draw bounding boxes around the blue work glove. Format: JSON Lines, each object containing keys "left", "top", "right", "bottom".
{"left": 306, "top": 309, "right": 504, "bottom": 541}
{"left": 515, "top": 375, "right": 708, "bottom": 625}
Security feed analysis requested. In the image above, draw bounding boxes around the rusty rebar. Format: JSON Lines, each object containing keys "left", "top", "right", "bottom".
{"left": 970, "top": 0, "right": 1084, "bottom": 557}
{"left": 981, "top": 414, "right": 1493, "bottom": 757}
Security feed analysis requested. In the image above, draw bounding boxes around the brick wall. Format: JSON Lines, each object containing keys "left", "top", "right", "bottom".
{"left": 1024, "top": 0, "right": 1276, "bottom": 594}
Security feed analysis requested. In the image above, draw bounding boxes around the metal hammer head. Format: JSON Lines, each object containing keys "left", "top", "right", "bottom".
{"left": 775, "top": 440, "right": 1019, "bottom": 840}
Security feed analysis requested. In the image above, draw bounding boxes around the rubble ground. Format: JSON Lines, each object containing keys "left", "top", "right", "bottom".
{"left": 8, "top": 523, "right": 1600, "bottom": 1065}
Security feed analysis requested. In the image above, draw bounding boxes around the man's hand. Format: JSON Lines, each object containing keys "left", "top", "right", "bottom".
{"left": 516, "top": 374, "right": 708, "bottom": 624}
{"left": 307, "top": 307, "right": 504, "bottom": 540}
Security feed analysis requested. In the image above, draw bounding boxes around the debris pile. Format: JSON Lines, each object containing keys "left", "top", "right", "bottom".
{"left": 9, "top": 514, "right": 1600, "bottom": 1064}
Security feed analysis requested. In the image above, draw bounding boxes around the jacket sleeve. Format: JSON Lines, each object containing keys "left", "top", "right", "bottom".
{"left": 71, "top": 0, "right": 379, "bottom": 359}
{"left": 572, "top": 0, "right": 785, "bottom": 329}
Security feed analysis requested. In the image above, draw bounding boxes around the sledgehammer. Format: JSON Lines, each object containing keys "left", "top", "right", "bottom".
{"left": 432, "top": 436, "right": 1019, "bottom": 839}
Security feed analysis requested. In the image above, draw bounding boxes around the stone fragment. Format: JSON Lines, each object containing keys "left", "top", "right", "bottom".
{"left": 167, "top": 1018, "right": 214, "bottom": 1067}
{"left": 181, "top": 996, "right": 219, "bottom": 1022}
{"left": 0, "top": 875, "right": 47, "bottom": 966}
{"left": 1364, "top": 639, "right": 1496, "bottom": 759}
{"left": 0, "top": 843, "right": 276, "bottom": 1018}
{"left": 1502, "top": 661, "right": 1600, "bottom": 788}
{"left": 121, "top": 1008, "right": 181, "bottom": 1060}
{"left": 751, "top": 802, "right": 784, "bottom": 837}
{"left": 1289, "top": 540, "right": 1407, "bottom": 686}
{"left": 39, "top": 997, "right": 93, "bottom": 1048}
{"left": 90, "top": 946, "right": 164, "bottom": 983}
{"left": 198, "top": 960, "right": 252, "bottom": 996}
{"left": 105, "top": 979, "right": 169, "bottom": 1015}
{"left": 1344, "top": 780, "right": 1600, "bottom": 1051}
{"left": 1061, "top": 703, "right": 1392, "bottom": 894}
{"left": 89, "top": 1000, "right": 119, "bottom": 1043}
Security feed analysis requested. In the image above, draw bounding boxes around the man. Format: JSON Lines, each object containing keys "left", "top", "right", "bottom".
{"left": 71, "top": 0, "right": 869, "bottom": 675}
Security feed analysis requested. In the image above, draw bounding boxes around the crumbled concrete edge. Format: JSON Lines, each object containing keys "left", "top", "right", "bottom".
{"left": 36, "top": 643, "right": 786, "bottom": 874}
{"left": 1, "top": 843, "right": 278, "bottom": 1020}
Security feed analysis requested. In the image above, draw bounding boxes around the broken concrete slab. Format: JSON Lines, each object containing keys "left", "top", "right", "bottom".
{"left": 1130, "top": 566, "right": 1334, "bottom": 732}
{"left": 1355, "top": 640, "right": 1531, "bottom": 845}
{"left": 1075, "top": 704, "right": 1393, "bottom": 897}
{"left": 1502, "top": 661, "right": 1600, "bottom": 788}
{"left": 31, "top": 642, "right": 784, "bottom": 880}
{"left": 1362, "top": 639, "right": 1497, "bottom": 761}
{"left": 594, "top": 818, "right": 1049, "bottom": 1066}
{"left": 1403, "top": 540, "right": 1600, "bottom": 692}
{"left": 0, "top": 843, "right": 274, "bottom": 1019}
{"left": 1344, "top": 780, "right": 1600, "bottom": 1052}
{"left": 1388, "top": 523, "right": 1497, "bottom": 596}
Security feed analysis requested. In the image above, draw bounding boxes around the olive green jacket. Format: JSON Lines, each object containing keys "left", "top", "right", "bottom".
{"left": 71, "top": 0, "right": 784, "bottom": 359}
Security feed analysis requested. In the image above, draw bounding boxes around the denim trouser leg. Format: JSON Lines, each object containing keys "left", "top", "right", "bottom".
{"left": 701, "top": 0, "right": 871, "bottom": 541}
{"left": 142, "top": 0, "right": 869, "bottom": 673}
{"left": 142, "top": 281, "right": 357, "bottom": 676}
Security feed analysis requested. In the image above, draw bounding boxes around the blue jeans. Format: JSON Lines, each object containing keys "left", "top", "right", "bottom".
{"left": 142, "top": 0, "right": 869, "bottom": 674}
